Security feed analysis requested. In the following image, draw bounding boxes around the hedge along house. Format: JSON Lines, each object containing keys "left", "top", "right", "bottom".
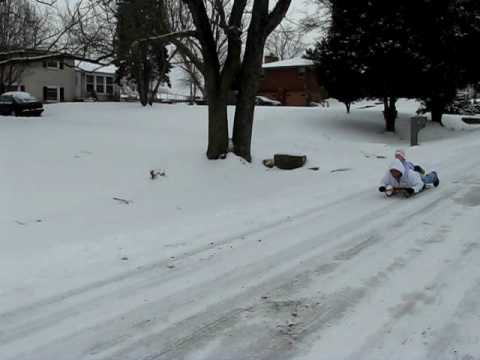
{"left": 257, "top": 57, "right": 327, "bottom": 106}
{"left": 74, "top": 61, "right": 119, "bottom": 101}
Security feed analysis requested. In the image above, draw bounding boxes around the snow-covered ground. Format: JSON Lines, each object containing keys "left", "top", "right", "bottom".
{"left": 1, "top": 100, "right": 480, "bottom": 360}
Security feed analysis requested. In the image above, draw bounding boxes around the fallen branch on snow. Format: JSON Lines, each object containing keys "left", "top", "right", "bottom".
{"left": 113, "top": 197, "right": 132, "bottom": 205}
{"left": 150, "top": 169, "right": 166, "bottom": 180}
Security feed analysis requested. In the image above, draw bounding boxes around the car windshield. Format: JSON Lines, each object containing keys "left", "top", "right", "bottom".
{"left": 2, "top": 92, "right": 38, "bottom": 103}
{"left": 15, "top": 93, "right": 38, "bottom": 103}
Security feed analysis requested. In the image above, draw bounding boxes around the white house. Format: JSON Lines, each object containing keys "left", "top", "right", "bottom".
{"left": 4, "top": 50, "right": 198, "bottom": 103}
{"left": 74, "top": 60, "right": 119, "bottom": 101}
{"left": 3, "top": 51, "right": 120, "bottom": 103}
{"left": 12, "top": 54, "right": 77, "bottom": 103}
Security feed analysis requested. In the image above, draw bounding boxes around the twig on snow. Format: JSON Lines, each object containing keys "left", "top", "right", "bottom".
{"left": 150, "top": 169, "right": 166, "bottom": 180}
{"left": 113, "top": 197, "right": 132, "bottom": 205}
{"left": 330, "top": 168, "right": 352, "bottom": 173}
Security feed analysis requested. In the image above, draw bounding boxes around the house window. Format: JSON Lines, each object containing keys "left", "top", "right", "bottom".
{"left": 96, "top": 76, "right": 105, "bottom": 94}
{"left": 298, "top": 67, "right": 306, "bottom": 78}
{"left": 5, "top": 85, "right": 18, "bottom": 92}
{"left": 106, "top": 77, "right": 114, "bottom": 95}
{"left": 44, "top": 86, "right": 59, "bottom": 102}
{"left": 86, "top": 75, "right": 94, "bottom": 93}
{"left": 46, "top": 60, "right": 60, "bottom": 69}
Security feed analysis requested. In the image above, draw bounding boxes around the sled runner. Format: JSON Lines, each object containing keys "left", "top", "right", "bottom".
{"left": 382, "top": 184, "right": 433, "bottom": 198}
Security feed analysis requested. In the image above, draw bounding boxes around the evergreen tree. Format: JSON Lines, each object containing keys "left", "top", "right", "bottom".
{"left": 308, "top": 0, "right": 421, "bottom": 131}
{"left": 114, "top": 0, "right": 171, "bottom": 106}
{"left": 407, "top": 0, "right": 480, "bottom": 123}
{"left": 308, "top": 0, "right": 480, "bottom": 130}
{"left": 412, "top": 0, "right": 461, "bottom": 124}
{"left": 306, "top": 1, "right": 367, "bottom": 114}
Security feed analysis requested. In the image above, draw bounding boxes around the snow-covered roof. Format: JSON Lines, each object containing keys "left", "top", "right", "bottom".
{"left": 262, "top": 57, "right": 315, "bottom": 69}
{"left": 75, "top": 60, "right": 117, "bottom": 75}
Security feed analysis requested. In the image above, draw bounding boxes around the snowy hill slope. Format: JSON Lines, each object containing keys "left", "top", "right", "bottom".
{"left": 1, "top": 101, "right": 480, "bottom": 360}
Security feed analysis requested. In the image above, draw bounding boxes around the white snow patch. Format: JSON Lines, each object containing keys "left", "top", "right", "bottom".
{"left": 262, "top": 57, "right": 315, "bottom": 69}
{"left": 1, "top": 99, "right": 480, "bottom": 359}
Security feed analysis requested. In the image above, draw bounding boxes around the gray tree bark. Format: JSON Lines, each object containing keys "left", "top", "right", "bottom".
{"left": 383, "top": 96, "right": 397, "bottom": 132}
{"left": 232, "top": 0, "right": 292, "bottom": 162}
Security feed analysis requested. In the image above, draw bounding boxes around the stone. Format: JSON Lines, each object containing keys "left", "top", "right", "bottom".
{"left": 273, "top": 154, "right": 307, "bottom": 170}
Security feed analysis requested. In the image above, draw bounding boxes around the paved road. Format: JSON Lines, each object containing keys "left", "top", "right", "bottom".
{"left": 2, "top": 147, "right": 480, "bottom": 360}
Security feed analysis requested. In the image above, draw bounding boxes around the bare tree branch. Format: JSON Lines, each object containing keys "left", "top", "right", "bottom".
{"left": 131, "top": 30, "right": 199, "bottom": 49}
{"left": 265, "top": 0, "right": 293, "bottom": 36}
{"left": 266, "top": 22, "right": 306, "bottom": 60}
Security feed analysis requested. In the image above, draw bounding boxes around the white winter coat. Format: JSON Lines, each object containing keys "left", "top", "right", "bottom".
{"left": 380, "top": 159, "right": 425, "bottom": 193}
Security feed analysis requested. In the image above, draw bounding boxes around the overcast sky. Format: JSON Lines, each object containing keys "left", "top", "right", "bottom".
{"left": 58, "top": 0, "right": 322, "bottom": 43}
{"left": 60, "top": 0, "right": 318, "bottom": 22}
{"left": 58, "top": 0, "right": 318, "bottom": 45}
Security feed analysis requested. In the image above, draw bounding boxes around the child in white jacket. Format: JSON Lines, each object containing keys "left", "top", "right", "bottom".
{"left": 395, "top": 148, "right": 425, "bottom": 175}
{"left": 379, "top": 159, "right": 439, "bottom": 195}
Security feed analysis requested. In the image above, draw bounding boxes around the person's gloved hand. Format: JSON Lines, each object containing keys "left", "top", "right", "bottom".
{"left": 379, "top": 186, "right": 386, "bottom": 192}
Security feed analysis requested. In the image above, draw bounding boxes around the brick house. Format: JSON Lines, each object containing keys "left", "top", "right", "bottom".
{"left": 257, "top": 57, "right": 327, "bottom": 106}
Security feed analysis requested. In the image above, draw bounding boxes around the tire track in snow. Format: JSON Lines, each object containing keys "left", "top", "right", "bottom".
{"left": 3, "top": 138, "right": 477, "bottom": 330}
{"left": 425, "top": 279, "right": 480, "bottom": 360}
{"left": 8, "top": 177, "right": 464, "bottom": 360}
{"left": 104, "top": 194, "right": 465, "bottom": 360}
{"left": 3, "top": 154, "right": 480, "bottom": 360}
{"left": 93, "top": 160, "right": 480, "bottom": 360}
{"left": 0, "top": 184, "right": 371, "bottom": 320}
{"left": 0, "top": 190, "right": 401, "bottom": 354}
{"left": 340, "top": 214, "right": 480, "bottom": 360}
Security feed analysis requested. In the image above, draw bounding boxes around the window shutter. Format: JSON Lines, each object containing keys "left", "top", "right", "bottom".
{"left": 60, "top": 87, "right": 65, "bottom": 102}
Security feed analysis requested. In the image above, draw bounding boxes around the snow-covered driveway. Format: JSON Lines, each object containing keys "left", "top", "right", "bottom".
{"left": 1, "top": 102, "right": 480, "bottom": 359}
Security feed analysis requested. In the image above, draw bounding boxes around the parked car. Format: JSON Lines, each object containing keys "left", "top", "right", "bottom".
{"left": 308, "top": 100, "right": 330, "bottom": 108}
{"left": 158, "top": 98, "right": 175, "bottom": 104}
{"left": 0, "top": 92, "right": 44, "bottom": 116}
{"left": 255, "top": 96, "right": 281, "bottom": 106}
{"left": 119, "top": 91, "right": 139, "bottom": 102}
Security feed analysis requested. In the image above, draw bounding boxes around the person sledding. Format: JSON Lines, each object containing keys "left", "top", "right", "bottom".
{"left": 379, "top": 159, "right": 440, "bottom": 197}
{"left": 394, "top": 149, "right": 425, "bottom": 175}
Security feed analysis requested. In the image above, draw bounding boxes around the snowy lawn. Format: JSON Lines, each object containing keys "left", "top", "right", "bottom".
{"left": 2, "top": 100, "right": 480, "bottom": 360}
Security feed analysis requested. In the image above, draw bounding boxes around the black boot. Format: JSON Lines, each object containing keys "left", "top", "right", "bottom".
{"left": 432, "top": 171, "right": 440, "bottom": 187}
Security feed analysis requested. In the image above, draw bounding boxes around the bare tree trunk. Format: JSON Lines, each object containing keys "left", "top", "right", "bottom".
{"left": 136, "top": 65, "right": 150, "bottom": 106}
{"left": 232, "top": 0, "right": 292, "bottom": 162}
{"left": 206, "top": 84, "right": 229, "bottom": 159}
{"left": 430, "top": 96, "right": 445, "bottom": 125}
{"left": 138, "top": 80, "right": 148, "bottom": 106}
{"left": 149, "top": 79, "right": 161, "bottom": 105}
{"left": 0, "top": 67, "right": 5, "bottom": 94}
{"left": 180, "top": 0, "right": 290, "bottom": 161}
{"left": 232, "top": 43, "right": 264, "bottom": 162}
{"left": 149, "top": 60, "right": 169, "bottom": 105}
{"left": 383, "top": 96, "right": 397, "bottom": 132}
